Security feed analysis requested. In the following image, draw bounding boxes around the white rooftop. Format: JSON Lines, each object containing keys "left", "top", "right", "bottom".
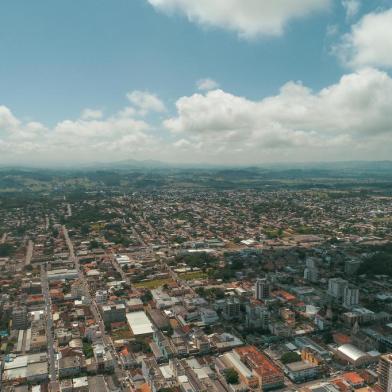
{"left": 337, "top": 344, "right": 368, "bottom": 361}
{"left": 126, "top": 311, "right": 154, "bottom": 336}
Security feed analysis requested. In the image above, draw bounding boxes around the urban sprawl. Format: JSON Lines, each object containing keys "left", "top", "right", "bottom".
{"left": 1, "top": 187, "right": 392, "bottom": 392}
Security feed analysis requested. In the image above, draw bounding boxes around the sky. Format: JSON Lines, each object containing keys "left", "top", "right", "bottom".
{"left": 0, "top": 0, "right": 392, "bottom": 166}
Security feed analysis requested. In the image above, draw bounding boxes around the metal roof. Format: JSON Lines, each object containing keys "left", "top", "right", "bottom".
{"left": 126, "top": 311, "right": 154, "bottom": 335}
{"left": 337, "top": 344, "right": 367, "bottom": 362}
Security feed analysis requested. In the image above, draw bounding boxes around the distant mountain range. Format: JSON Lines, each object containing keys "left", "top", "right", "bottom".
{"left": 0, "top": 159, "right": 391, "bottom": 173}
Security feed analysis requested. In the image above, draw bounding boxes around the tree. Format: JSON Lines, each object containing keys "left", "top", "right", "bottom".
{"left": 83, "top": 342, "right": 94, "bottom": 358}
{"left": 89, "top": 240, "right": 99, "bottom": 249}
{"left": 80, "top": 224, "right": 90, "bottom": 235}
{"left": 141, "top": 290, "right": 153, "bottom": 304}
{"left": 225, "top": 368, "right": 239, "bottom": 385}
{"left": 0, "top": 244, "right": 15, "bottom": 257}
{"left": 281, "top": 352, "right": 301, "bottom": 364}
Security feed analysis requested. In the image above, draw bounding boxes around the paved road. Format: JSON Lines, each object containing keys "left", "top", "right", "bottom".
{"left": 41, "top": 264, "right": 57, "bottom": 382}
{"left": 62, "top": 226, "right": 132, "bottom": 391}
{"left": 25, "top": 240, "right": 34, "bottom": 266}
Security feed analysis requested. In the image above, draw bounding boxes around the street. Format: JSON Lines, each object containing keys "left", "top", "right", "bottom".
{"left": 41, "top": 264, "right": 57, "bottom": 382}
{"left": 62, "top": 226, "right": 131, "bottom": 391}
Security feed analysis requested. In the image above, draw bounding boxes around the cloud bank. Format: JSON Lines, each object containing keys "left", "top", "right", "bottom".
{"left": 1, "top": 70, "right": 392, "bottom": 165}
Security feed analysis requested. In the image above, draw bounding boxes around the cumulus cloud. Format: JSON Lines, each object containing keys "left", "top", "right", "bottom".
{"left": 0, "top": 101, "right": 161, "bottom": 164}
{"left": 146, "top": 0, "right": 330, "bottom": 38}
{"left": 81, "top": 108, "right": 103, "bottom": 120}
{"left": 196, "top": 78, "right": 219, "bottom": 91}
{"left": 126, "top": 90, "right": 166, "bottom": 115}
{"left": 333, "top": 8, "right": 392, "bottom": 68}
{"left": 165, "top": 68, "right": 392, "bottom": 160}
{"left": 1, "top": 70, "right": 391, "bottom": 165}
{"left": 0, "top": 105, "right": 20, "bottom": 130}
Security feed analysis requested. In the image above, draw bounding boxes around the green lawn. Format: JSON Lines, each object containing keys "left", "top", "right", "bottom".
{"left": 179, "top": 271, "right": 208, "bottom": 280}
{"left": 133, "top": 278, "right": 173, "bottom": 289}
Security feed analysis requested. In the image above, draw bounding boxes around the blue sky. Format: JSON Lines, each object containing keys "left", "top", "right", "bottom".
{"left": 0, "top": 0, "right": 391, "bottom": 165}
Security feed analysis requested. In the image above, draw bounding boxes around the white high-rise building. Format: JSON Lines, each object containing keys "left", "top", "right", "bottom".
{"left": 378, "top": 354, "right": 392, "bottom": 392}
{"left": 255, "top": 278, "right": 270, "bottom": 300}
{"left": 343, "top": 286, "right": 359, "bottom": 308}
{"left": 304, "top": 266, "right": 319, "bottom": 283}
{"left": 95, "top": 290, "right": 108, "bottom": 304}
{"left": 328, "top": 278, "right": 348, "bottom": 299}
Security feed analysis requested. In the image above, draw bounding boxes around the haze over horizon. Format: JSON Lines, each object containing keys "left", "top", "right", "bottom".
{"left": 1, "top": 0, "right": 392, "bottom": 165}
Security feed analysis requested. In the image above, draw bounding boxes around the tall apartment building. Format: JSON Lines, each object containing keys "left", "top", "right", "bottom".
{"left": 255, "top": 278, "right": 271, "bottom": 300}
{"left": 12, "top": 306, "right": 28, "bottom": 330}
{"left": 222, "top": 297, "right": 241, "bottom": 320}
{"left": 246, "top": 303, "right": 270, "bottom": 330}
{"left": 304, "top": 266, "right": 319, "bottom": 283}
{"left": 328, "top": 278, "right": 348, "bottom": 299}
{"left": 304, "top": 259, "right": 319, "bottom": 282}
{"left": 378, "top": 354, "right": 392, "bottom": 392}
{"left": 343, "top": 286, "right": 359, "bottom": 308}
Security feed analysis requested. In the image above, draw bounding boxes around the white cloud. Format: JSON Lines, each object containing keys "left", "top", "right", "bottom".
{"left": 196, "top": 78, "right": 219, "bottom": 91}
{"left": 165, "top": 68, "right": 392, "bottom": 161}
{"left": 1, "top": 70, "right": 391, "bottom": 165}
{"left": 334, "top": 8, "right": 392, "bottom": 68}
{"left": 126, "top": 90, "right": 166, "bottom": 115}
{"left": 0, "top": 105, "right": 20, "bottom": 131}
{"left": 81, "top": 108, "right": 103, "bottom": 120}
{"left": 146, "top": 0, "right": 330, "bottom": 38}
{"left": 342, "top": 0, "right": 360, "bottom": 20}
{"left": 0, "top": 102, "right": 161, "bottom": 164}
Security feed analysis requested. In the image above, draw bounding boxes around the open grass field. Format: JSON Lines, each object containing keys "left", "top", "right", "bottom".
{"left": 133, "top": 278, "right": 174, "bottom": 289}
{"left": 179, "top": 271, "right": 208, "bottom": 280}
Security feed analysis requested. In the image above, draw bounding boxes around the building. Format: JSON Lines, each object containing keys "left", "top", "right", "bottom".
{"left": 95, "top": 290, "right": 108, "bottom": 304}
{"left": 101, "top": 304, "right": 126, "bottom": 326}
{"left": 219, "top": 345, "right": 284, "bottom": 390}
{"left": 2, "top": 353, "right": 48, "bottom": 385}
{"left": 47, "top": 269, "right": 78, "bottom": 281}
{"left": 126, "top": 311, "right": 154, "bottom": 336}
{"left": 246, "top": 303, "right": 270, "bottom": 330}
{"left": 255, "top": 278, "right": 271, "bottom": 300}
{"left": 335, "top": 344, "right": 375, "bottom": 367}
{"left": 343, "top": 286, "right": 359, "bottom": 308}
{"left": 12, "top": 306, "right": 28, "bottom": 330}
{"left": 71, "top": 283, "right": 84, "bottom": 299}
{"left": 127, "top": 298, "right": 144, "bottom": 312}
{"left": 378, "top": 354, "right": 392, "bottom": 392}
{"left": 58, "top": 356, "right": 82, "bottom": 378}
{"left": 302, "top": 347, "right": 324, "bottom": 366}
{"left": 222, "top": 297, "right": 241, "bottom": 320}
{"left": 304, "top": 258, "right": 319, "bottom": 283}
{"left": 304, "top": 266, "right": 319, "bottom": 283}
{"left": 285, "top": 360, "right": 320, "bottom": 383}
{"left": 200, "top": 308, "right": 219, "bottom": 325}
{"left": 295, "top": 337, "right": 331, "bottom": 361}
{"left": 93, "top": 344, "right": 114, "bottom": 372}
{"left": 328, "top": 278, "right": 348, "bottom": 299}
